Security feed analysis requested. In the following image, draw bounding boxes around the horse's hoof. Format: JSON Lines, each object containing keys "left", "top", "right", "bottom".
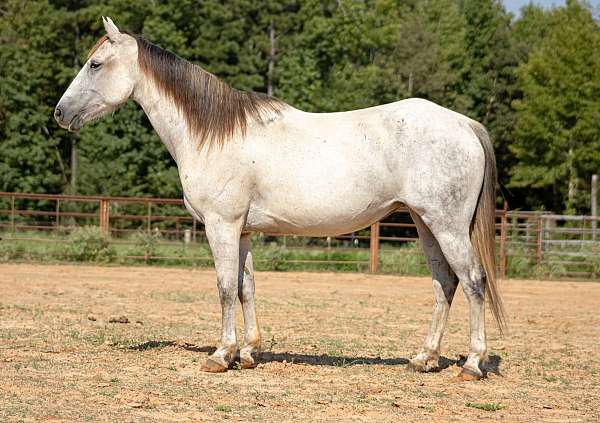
{"left": 407, "top": 358, "right": 438, "bottom": 373}
{"left": 407, "top": 359, "right": 426, "bottom": 372}
{"left": 455, "top": 367, "right": 483, "bottom": 381}
{"left": 201, "top": 358, "right": 228, "bottom": 373}
{"left": 240, "top": 356, "right": 256, "bottom": 369}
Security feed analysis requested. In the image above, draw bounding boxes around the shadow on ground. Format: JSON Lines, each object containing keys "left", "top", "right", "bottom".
{"left": 128, "top": 340, "right": 215, "bottom": 353}
{"left": 126, "top": 340, "right": 502, "bottom": 375}
{"left": 258, "top": 351, "right": 410, "bottom": 367}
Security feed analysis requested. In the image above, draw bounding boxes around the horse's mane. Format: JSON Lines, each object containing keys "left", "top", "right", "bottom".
{"left": 135, "top": 36, "right": 285, "bottom": 148}
{"left": 88, "top": 34, "right": 285, "bottom": 148}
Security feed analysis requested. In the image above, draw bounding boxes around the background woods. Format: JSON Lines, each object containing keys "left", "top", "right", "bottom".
{"left": 1, "top": 0, "right": 599, "bottom": 214}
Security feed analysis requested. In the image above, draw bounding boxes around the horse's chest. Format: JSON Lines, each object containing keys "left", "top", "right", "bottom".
{"left": 179, "top": 163, "right": 251, "bottom": 222}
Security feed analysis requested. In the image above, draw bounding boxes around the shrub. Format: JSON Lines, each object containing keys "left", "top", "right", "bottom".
{"left": 0, "top": 239, "right": 25, "bottom": 260}
{"left": 62, "top": 226, "right": 115, "bottom": 262}
{"left": 130, "top": 230, "right": 162, "bottom": 261}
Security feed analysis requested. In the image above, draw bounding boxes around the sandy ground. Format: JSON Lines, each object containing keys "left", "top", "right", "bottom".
{"left": 0, "top": 264, "right": 599, "bottom": 422}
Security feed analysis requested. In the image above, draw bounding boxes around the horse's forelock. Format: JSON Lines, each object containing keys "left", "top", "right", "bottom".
{"left": 87, "top": 35, "right": 109, "bottom": 60}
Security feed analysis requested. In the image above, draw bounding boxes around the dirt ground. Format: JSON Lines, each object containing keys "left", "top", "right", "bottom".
{"left": 0, "top": 264, "right": 599, "bottom": 422}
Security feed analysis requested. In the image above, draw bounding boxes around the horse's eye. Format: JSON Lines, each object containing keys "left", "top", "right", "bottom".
{"left": 90, "top": 61, "right": 102, "bottom": 70}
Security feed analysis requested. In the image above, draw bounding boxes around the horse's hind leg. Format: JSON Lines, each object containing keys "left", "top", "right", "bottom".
{"left": 408, "top": 210, "right": 459, "bottom": 373}
{"left": 238, "top": 233, "right": 261, "bottom": 369}
{"left": 426, "top": 225, "right": 488, "bottom": 380}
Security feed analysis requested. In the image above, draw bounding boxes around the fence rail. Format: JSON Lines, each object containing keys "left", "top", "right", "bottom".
{"left": 0, "top": 192, "right": 598, "bottom": 280}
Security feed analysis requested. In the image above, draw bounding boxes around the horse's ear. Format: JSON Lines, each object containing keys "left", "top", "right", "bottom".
{"left": 102, "top": 16, "right": 121, "bottom": 41}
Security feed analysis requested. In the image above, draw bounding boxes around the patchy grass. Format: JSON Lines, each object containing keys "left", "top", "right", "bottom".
{"left": 466, "top": 402, "right": 505, "bottom": 411}
{"left": 0, "top": 230, "right": 427, "bottom": 274}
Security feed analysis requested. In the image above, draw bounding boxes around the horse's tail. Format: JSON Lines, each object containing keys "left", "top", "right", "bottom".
{"left": 469, "top": 121, "right": 508, "bottom": 335}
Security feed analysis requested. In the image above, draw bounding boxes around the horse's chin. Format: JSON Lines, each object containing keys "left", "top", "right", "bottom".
{"left": 67, "top": 118, "right": 83, "bottom": 133}
{"left": 64, "top": 107, "right": 110, "bottom": 132}
{"left": 55, "top": 118, "right": 81, "bottom": 133}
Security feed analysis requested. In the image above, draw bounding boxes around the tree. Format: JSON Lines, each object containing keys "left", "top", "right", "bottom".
{"left": 510, "top": 0, "right": 600, "bottom": 213}
{"left": 376, "top": 0, "right": 469, "bottom": 110}
{"left": 0, "top": 0, "right": 66, "bottom": 193}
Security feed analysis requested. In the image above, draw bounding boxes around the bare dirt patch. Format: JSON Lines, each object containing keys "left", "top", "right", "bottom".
{"left": 1, "top": 264, "right": 599, "bottom": 422}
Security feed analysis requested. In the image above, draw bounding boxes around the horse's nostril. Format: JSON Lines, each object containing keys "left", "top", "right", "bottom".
{"left": 54, "top": 107, "right": 62, "bottom": 119}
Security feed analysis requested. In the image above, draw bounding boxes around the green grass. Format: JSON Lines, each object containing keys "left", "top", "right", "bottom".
{"left": 466, "top": 402, "right": 505, "bottom": 411}
{"left": 1, "top": 227, "right": 593, "bottom": 278}
{"left": 0, "top": 229, "right": 428, "bottom": 274}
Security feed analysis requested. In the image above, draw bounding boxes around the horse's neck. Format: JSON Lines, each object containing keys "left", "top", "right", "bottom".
{"left": 132, "top": 77, "right": 190, "bottom": 162}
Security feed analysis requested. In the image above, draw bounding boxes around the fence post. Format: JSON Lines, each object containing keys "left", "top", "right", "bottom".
{"left": 499, "top": 201, "right": 508, "bottom": 279}
{"left": 192, "top": 218, "right": 197, "bottom": 242}
{"left": 535, "top": 215, "right": 543, "bottom": 272}
{"left": 99, "top": 199, "right": 110, "bottom": 235}
{"left": 55, "top": 199, "right": 61, "bottom": 233}
{"left": 592, "top": 174, "right": 597, "bottom": 240}
{"left": 10, "top": 195, "right": 15, "bottom": 234}
{"left": 147, "top": 202, "right": 152, "bottom": 232}
{"left": 370, "top": 222, "right": 380, "bottom": 273}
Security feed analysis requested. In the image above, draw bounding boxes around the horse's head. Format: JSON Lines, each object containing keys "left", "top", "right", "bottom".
{"left": 54, "top": 17, "right": 138, "bottom": 132}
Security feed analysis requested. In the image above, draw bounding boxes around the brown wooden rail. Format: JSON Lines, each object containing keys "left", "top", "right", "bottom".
{"left": 1, "top": 192, "right": 599, "bottom": 279}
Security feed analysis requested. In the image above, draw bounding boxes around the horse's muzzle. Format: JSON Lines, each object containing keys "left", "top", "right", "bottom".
{"left": 54, "top": 103, "right": 82, "bottom": 132}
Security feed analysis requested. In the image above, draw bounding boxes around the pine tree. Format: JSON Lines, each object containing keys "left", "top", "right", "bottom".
{"left": 510, "top": 0, "right": 600, "bottom": 213}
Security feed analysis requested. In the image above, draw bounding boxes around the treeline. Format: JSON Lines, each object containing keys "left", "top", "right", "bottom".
{"left": 1, "top": 0, "right": 599, "bottom": 213}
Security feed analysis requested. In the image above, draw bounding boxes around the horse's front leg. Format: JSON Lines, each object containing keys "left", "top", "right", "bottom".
{"left": 238, "top": 233, "right": 261, "bottom": 369}
{"left": 202, "top": 220, "right": 243, "bottom": 373}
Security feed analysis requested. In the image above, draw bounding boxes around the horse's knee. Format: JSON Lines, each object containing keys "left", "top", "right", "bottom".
{"left": 462, "top": 275, "right": 485, "bottom": 302}
{"left": 237, "top": 267, "right": 255, "bottom": 301}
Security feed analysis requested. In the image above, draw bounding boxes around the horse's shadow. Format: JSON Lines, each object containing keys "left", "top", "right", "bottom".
{"left": 128, "top": 340, "right": 215, "bottom": 353}
{"left": 126, "top": 340, "right": 502, "bottom": 375}
{"left": 258, "top": 351, "right": 410, "bottom": 367}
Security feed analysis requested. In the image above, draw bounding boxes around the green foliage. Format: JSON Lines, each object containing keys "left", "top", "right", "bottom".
{"left": 62, "top": 226, "right": 115, "bottom": 262}
{"left": 0, "top": 0, "right": 598, "bottom": 214}
{"left": 0, "top": 240, "right": 26, "bottom": 261}
{"left": 458, "top": 0, "right": 519, "bottom": 196}
{"left": 465, "top": 402, "right": 505, "bottom": 411}
{"left": 510, "top": 0, "right": 600, "bottom": 213}
{"left": 130, "top": 229, "right": 161, "bottom": 259}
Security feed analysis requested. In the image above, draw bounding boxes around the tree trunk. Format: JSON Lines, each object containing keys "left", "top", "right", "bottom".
{"left": 70, "top": 138, "right": 77, "bottom": 194}
{"left": 70, "top": 20, "right": 80, "bottom": 194}
{"left": 267, "top": 21, "right": 276, "bottom": 97}
{"left": 567, "top": 147, "right": 577, "bottom": 213}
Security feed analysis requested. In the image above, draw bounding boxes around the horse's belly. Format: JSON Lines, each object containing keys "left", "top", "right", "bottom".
{"left": 245, "top": 193, "right": 398, "bottom": 236}
{"left": 244, "top": 132, "right": 402, "bottom": 235}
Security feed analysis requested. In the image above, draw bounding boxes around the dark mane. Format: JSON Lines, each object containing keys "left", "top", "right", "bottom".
{"left": 134, "top": 36, "right": 285, "bottom": 147}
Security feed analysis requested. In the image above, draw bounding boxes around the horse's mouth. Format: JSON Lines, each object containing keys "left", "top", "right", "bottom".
{"left": 55, "top": 113, "right": 83, "bottom": 133}
{"left": 57, "top": 104, "right": 116, "bottom": 133}
{"left": 67, "top": 115, "right": 83, "bottom": 133}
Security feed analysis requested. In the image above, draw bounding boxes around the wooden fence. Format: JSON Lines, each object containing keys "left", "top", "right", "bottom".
{"left": 0, "top": 192, "right": 598, "bottom": 279}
